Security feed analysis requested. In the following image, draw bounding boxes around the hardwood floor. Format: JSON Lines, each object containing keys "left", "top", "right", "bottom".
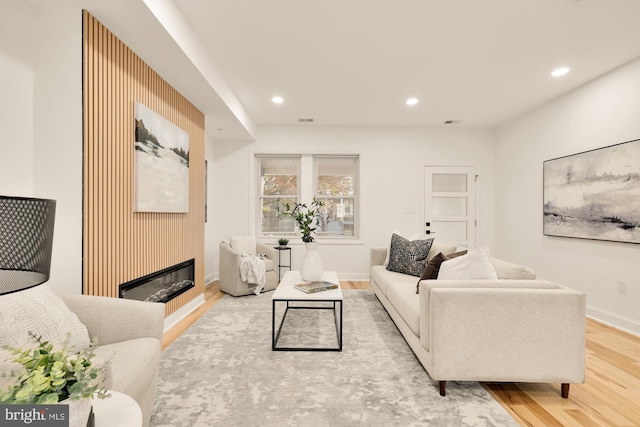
{"left": 162, "top": 280, "right": 640, "bottom": 426}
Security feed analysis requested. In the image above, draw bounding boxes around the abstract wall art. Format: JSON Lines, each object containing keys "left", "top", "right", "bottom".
{"left": 543, "top": 139, "right": 640, "bottom": 244}
{"left": 134, "top": 102, "right": 190, "bottom": 213}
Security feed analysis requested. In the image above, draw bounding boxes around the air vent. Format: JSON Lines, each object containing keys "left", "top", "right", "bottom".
{"left": 298, "top": 118, "right": 314, "bottom": 123}
{"left": 444, "top": 120, "right": 461, "bottom": 125}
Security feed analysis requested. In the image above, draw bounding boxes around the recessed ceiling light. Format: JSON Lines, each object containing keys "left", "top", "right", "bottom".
{"left": 272, "top": 96, "right": 284, "bottom": 104}
{"left": 406, "top": 98, "right": 419, "bottom": 106}
{"left": 551, "top": 67, "right": 570, "bottom": 77}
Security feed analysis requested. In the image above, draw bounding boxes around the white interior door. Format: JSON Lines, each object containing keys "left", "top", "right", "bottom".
{"left": 423, "top": 166, "right": 477, "bottom": 250}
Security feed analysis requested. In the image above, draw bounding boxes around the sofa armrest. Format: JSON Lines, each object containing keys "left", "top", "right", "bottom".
{"left": 60, "top": 294, "right": 165, "bottom": 346}
{"left": 219, "top": 240, "right": 241, "bottom": 283}
{"left": 370, "top": 247, "right": 387, "bottom": 268}
{"left": 257, "top": 241, "right": 278, "bottom": 263}
{"left": 423, "top": 285, "right": 585, "bottom": 383}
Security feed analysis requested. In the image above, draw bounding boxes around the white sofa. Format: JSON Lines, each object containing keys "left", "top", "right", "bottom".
{"left": 370, "top": 247, "right": 586, "bottom": 398}
{"left": 0, "top": 287, "right": 164, "bottom": 427}
{"left": 60, "top": 295, "right": 164, "bottom": 426}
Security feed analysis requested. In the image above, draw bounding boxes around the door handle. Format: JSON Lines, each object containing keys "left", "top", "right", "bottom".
{"left": 425, "top": 222, "right": 433, "bottom": 235}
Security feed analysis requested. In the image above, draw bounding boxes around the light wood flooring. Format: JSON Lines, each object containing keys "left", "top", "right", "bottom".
{"left": 162, "top": 280, "right": 640, "bottom": 427}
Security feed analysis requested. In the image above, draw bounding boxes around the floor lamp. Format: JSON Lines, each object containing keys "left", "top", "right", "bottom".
{"left": 0, "top": 195, "right": 56, "bottom": 295}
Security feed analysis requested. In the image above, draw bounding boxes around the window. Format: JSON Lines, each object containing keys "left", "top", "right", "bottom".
{"left": 256, "top": 154, "right": 359, "bottom": 240}
{"left": 314, "top": 156, "right": 357, "bottom": 238}
{"left": 257, "top": 156, "right": 300, "bottom": 235}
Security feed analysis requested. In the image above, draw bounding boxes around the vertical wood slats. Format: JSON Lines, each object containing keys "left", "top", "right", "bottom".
{"left": 82, "top": 12, "right": 205, "bottom": 316}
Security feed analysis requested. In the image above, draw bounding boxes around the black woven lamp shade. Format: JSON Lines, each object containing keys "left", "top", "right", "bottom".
{"left": 0, "top": 196, "right": 56, "bottom": 295}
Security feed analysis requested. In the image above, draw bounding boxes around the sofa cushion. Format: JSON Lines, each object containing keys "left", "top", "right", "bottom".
{"left": 427, "top": 241, "right": 458, "bottom": 262}
{"left": 0, "top": 285, "right": 90, "bottom": 353}
{"left": 438, "top": 246, "right": 498, "bottom": 280}
{"left": 491, "top": 258, "right": 536, "bottom": 280}
{"left": 386, "top": 282, "right": 420, "bottom": 337}
{"left": 371, "top": 265, "right": 417, "bottom": 296}
{"left": 416, "top": 250, "right": 468, "bottom": 293}
{"left": 386, "top": 233, "right": 434, "bottom": 277}
{"left": 230, "top": 235, "right": 257, "bottom": 255}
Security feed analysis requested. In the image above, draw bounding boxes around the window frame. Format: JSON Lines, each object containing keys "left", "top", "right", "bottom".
{"left": 313, "top": 155, "right": 359, "bottom": 240}
{"left": 252, "top": 152, "right": 360, "bottom": 242}
{"left": 255, "top": 154, "right": 301, "bottom": 239}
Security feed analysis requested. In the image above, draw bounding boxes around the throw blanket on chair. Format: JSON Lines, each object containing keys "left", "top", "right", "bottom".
{"left": 239, "top": 253, "right": 267, "bottom": 295}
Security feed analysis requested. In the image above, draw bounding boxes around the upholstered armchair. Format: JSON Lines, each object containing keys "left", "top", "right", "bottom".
{"left": 219, "top": 238, "right": 279, "bottom": 296}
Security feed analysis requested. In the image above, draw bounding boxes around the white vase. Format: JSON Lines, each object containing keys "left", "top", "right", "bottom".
{"left": 61, "top": 398, "right": 92, "bottom": 427}
{"left": 300, "top": 242, "right": 323, "bottom": 281}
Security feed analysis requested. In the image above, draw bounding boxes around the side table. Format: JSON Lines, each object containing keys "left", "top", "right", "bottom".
{"left": 273, "top": 246, "right": 292, "bottom": 281}
{"left": 92, "top": 390, "right": 142, "bottom": 427}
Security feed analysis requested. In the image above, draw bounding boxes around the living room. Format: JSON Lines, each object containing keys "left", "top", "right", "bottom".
{"left": 1, "top": 0, "right": 639, "bottom": 426}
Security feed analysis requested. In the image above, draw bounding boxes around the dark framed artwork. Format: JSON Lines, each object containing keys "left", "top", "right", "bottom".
{"left": 134, "top": 102, "right": 190, "bottom": 213}
{"left": 543, "top": 138, "right": 640, "bottom": 244}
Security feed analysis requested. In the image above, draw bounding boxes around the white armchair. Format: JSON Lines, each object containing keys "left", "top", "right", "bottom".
{"left": 219, "top": 240, "right": 279, "bottom": 296}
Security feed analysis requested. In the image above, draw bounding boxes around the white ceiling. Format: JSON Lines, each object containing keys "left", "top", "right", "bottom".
{"left": 76, "top": 0, "right": 640, "bottom": 137}
{"left": 173, "top": 0, "right": 640, "bottom": 129}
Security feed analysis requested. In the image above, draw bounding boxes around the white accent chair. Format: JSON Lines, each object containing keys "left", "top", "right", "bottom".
{"left": 219, "top": 239, "right": 279, "bottom": 296}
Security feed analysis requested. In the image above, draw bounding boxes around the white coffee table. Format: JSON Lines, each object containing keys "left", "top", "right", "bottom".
{"left": 272, "top": 270, "right": 343, "bottom": 351}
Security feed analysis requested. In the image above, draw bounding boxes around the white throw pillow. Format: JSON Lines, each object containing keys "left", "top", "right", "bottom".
{"left": 0, "top": 285, "right": 91, "bottom": 354}
{"left": 384, "top": 231, "right": 422, "bottom": 266}
{"left": 437, "top": 245, "right": 498, "bottom": 280}
{"left": 230, "top": 235, "right": 257, "bottom": 256}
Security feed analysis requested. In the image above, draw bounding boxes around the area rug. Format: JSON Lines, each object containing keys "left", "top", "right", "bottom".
{"left": 150, "top": 290, "right": 517, "bottom": 426}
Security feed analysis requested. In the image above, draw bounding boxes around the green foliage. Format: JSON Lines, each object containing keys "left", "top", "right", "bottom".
{"left": 276, "top": 197, "right": 325, "bottom": 243}
{"left": 277, "top": 238, "right": 289, "bottom": 246}
{"left": 1, "top": 333, "right": 109, "bottom": 404}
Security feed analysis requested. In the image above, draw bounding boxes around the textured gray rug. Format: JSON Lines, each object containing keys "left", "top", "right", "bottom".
{"left": 151, "top": 290, "right": 517, "bottom": 426}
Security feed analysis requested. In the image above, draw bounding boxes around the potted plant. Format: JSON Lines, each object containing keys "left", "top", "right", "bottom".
{"left": 277, "top": 238, "right": 289, "bottom": 248}
{"left": 1, "top": 333, "right": 108, "bottom": 426}
{"left": 277, "top": 197, "right": 325, "bottom": 281}
{"left": 276, "top": 197, "right": 325, "bottom": 243}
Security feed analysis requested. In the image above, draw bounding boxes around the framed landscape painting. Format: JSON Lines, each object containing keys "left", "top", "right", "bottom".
{"left": 543, "top": 139, "right": 640, "bottom": 244}
{"left": 134, "top": 102, "right": 190, "bottom": 213}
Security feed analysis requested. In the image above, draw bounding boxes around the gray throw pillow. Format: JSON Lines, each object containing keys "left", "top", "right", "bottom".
{"left": 386, "top": 233, "right": 434, "bottom": 277}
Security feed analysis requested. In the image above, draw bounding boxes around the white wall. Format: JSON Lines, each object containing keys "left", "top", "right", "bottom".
{"left": 204, "top": 130, "right": 217, "bottom": 284}
{"left": 0, "top": 1, "right": 83, "bottom": 294}
{"left": 0, "top": 51, "right": 34, "bottom": 196}
{"left": 495, "top": 58, "right": 640, "bottom": 335}
{"left": 211, "top": 125, "right": 496, "bottom": 280}
{"left": 0, "top": 1, "right": 35, "bottom": 196}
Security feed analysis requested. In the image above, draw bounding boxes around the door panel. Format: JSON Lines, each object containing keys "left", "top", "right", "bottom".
{"left": 424, "top": 166, "right": 477, "bottom": 250}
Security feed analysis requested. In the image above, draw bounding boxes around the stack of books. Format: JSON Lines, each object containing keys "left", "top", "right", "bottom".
{"left": 294, "top": 281, "right": 339, "bottom": 294}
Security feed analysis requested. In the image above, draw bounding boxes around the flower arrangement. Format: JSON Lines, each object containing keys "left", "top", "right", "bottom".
{"left": 277, "top": 197, "right": 325, "bottom": 243}
{"left": 0, "top": 333, "right": 108, "bottom": 404}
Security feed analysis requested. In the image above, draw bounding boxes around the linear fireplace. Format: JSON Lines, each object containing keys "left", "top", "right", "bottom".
{"left": 119, "top": 259, "right": 195, "bottom": 303}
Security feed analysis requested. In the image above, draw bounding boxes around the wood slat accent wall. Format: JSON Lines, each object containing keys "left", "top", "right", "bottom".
{"left": 82, "top": 12, "right": 205, "bottom": 316}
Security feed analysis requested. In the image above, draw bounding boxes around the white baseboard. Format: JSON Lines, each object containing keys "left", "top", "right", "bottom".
{"left": 205, "top": 272, "right": 218, "bottom": 284}
{"left": 586, "top": 305, "right": 640, "bottom": 337}
{"left": 163, "top": 293, "right": 205, "bottom": 333}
